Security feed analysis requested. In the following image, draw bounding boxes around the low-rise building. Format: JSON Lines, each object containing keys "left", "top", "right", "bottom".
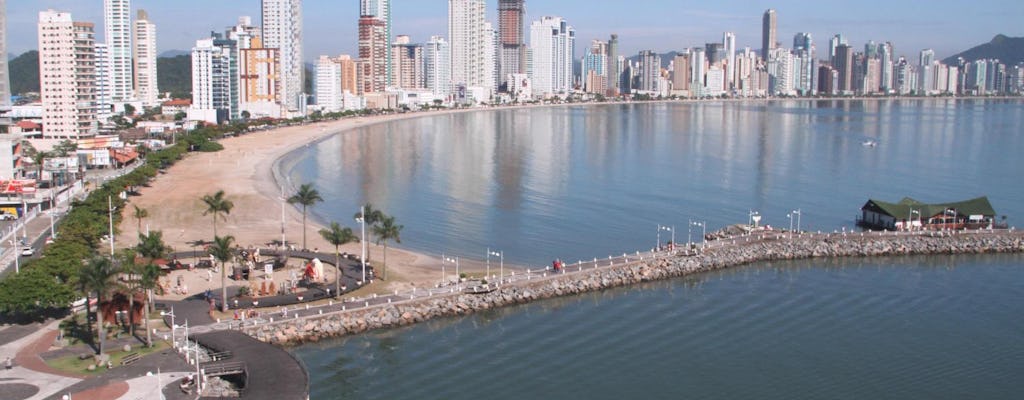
{"left": 860, "top": 196, "right": 997, "bottom": 231}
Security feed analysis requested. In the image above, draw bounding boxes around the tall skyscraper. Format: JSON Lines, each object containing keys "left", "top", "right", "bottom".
{"left": 671, "top": 51, "right": 691, "bottom": 94}
{"left": 449, "top": 0, "right": 493, "bottom": 95}
{"left": 38, "top": 10, "right": 97, "bottom": 138}
{"left": 315, "top": 55, "right": 347, "bottom": 112}
{"left": 133, "top": 10, "right": 158, "bottom": 107}
{"left": 262, "top": 0, "right": 303, "bottom": 111}
{"left": 0, "top": 0, "right": 12, "bottom": 131}
{"left": 919, "top": 49, "right": 935, "bottom": 67}
{"left": 498, "top": 0, "right": 526, "bottom": 90}
{"left": 189, "top": 35, "right": 236, "bottom": 124}
{"left": 104, "top": 0, "right": 134, "bottom": 104}
{"left": 762, "top": 9, "right": 776, "bottom": 60}
{"left": 357, "top": 16, "right": 388, "bottom": 94}
{"left": 607, "top": 34, "right": 620, "bottom": 96}
{"left": 834, "top": 44, "right": 854, "bottom": 93}
{"left": 637, "top": 50, "right": 661, "bottom": 93}
{"left": 582, "top": 40, "right": 608, "bottom": 94}
{"left": 391, "top": 35, "right": 425, "bottom": 89}
{"left": 95, "top": 43, "right": 112, "bottom": 117}
{"left": 360, "top": 0, "right": 391, "bottom": 86}
{"left": 424, "top": 36, "right": 451, "bottom": 98}
{"left": 828, "top": 34, "right": 846, "bottom": 64}
{"left": 528, "top": 16, "right": 575, "bottom": 97}
{"left": 723, "top": 32, "right": 736, "bottom": 92}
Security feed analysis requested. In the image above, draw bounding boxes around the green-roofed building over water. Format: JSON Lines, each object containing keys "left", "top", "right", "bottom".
{"left": 859, "top": 196, "right": 1001, "bottom": 231}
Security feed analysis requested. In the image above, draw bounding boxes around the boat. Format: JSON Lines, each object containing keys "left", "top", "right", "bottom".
{"left": 862, "top": 140, "right": 878, "bottom": 147}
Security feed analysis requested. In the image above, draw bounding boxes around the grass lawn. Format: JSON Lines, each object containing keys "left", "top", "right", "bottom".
{"left": 45, "top": 340, "right": 170, "bottom": 375}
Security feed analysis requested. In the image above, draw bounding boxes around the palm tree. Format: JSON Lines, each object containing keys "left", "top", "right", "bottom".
{"left": 319, "top": 222, "right": 358, "bottom": 296}
{"left": 208, "top": 235, "right": 235, "bottom": 312}
{"left": 139, "top": 263, "right": 161, "bottom": 347}
{"left": 132, "top": 205, "right": 149, "bottom": 233}
{"left": 353, "top": 203, "right": 385, "bottom": 227}
{"left": 287, "top": 183, "right": 323, "bottom": 250}
{"left": 80, "top": 256, "right": 122, "bottom": 355}
{"left": 201, "top": 190, "right": 234, "bottom": 238}
{"left": 117, "top": 249, "right": 140, "bottom": 337}
{"left": 136, "top": 231, "right": 171, "bottom": 261}
{"left": 372, "top": 216, "right": 403, "bottom": 281}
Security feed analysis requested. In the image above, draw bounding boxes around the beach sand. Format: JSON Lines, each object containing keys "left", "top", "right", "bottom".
{"left": 119, "top": 114, "right": 453, "bottom": 296}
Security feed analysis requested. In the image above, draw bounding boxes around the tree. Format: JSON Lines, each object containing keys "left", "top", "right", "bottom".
{"left": 133, "top": 205, "right": 149, "bottom": 233}
{"left": 123, "top": 103, "right": 137, "bottom": 117}
{"left": 80, "top": 256, "right": 122, "bottom": 355}
{"left": 287, "top": 183, "right": 323, "bottom": 250}
{"left": 353, "top": 203, "right": 385, "bottom": 227}
{"left": 201, "top": 190, "right": 234, "bottom": 238}
{"left": 319, "top": 222, "right": 358, "bottom": 296}
{"left": 136, "top": 231, "right": 171, "bottom": 261}
{"left": 208, "top": 235, "right": 235, "bottom": 312}
{"left": 372, "top": 216, "right": 403, "bottom": 281}
{"left": 118, "top": 249, "right": 141, "bottom": 337}
{"left": 52, "top": 140, "right": 78, "bottom": 157}
{"left": 21, "top": 142, "right": 48, "bottom": 181}
{"left": 139, "top": 263, "right": 161, "bottom": 347}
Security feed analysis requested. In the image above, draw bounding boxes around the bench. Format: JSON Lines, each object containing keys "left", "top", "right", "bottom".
{"left": 121, "top": 352, "right": 141, "bottom": 366}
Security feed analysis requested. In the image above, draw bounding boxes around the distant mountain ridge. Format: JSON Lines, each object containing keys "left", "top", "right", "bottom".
{"left": 942, "top": 34, "right": 1024, "bottom": 66}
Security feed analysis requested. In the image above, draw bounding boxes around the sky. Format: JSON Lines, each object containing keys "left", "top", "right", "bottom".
{"left": 7, "top": 0, "right": 1023, "bottom": 61}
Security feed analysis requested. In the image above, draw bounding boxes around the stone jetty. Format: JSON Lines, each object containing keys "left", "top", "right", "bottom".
{"left": 243, "top": 231, "right": 1024, "bottom": 345}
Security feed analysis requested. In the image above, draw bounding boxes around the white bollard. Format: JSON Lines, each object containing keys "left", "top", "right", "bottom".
{"left": 365, "top": 301, "right": 369, "bottom": 307}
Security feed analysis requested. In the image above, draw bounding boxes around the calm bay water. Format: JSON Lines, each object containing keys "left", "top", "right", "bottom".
{"left": 282, "top": 99, "right": 1024, "bottom": 266}
{"left": 284, "top": 99, "right": 1024, "bottom": 399}
{"left": 292, "top": 254, "right": 1024, "bottom": 400}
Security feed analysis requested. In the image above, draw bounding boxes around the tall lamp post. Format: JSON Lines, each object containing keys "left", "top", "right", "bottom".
{"left": 9, "top": 239, "right": 19, "bottom": 274}
{"left": 657, "top": 225, "right": 674, "bottom": 251}
{"left": 908, "top": 209, "right": 920, "bottom": 231}
{"left": 355, "top": 206, "right": 367, "bottom": 284}
{"left": 444, "top": 255, "right": 459, "bottom": 286}
{"left": 489, "top": 250, "right": 503, "bottom": 282}
{"left": 691, "top": 221, "right": 706, "bottom": 249}
{"left": 749, "top": 210, "right": 760, "bottom": 227}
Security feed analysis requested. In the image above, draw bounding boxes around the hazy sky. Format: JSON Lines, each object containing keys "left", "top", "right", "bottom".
{"left": 8, "top": 1, "right": 1022, "bottom": 60}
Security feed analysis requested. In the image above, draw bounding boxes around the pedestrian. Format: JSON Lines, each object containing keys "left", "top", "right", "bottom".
{"left": 5, "top": 356, "right": 12, "bottom": 369}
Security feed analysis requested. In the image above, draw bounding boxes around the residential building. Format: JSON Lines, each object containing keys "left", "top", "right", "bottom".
{"left": 706, "top": 43, "right": 724, "bottom": 66}
{"left": 449, "top": 0, "right": 494, "bottom": 97}
{"left": 424, "top": 36, "right": 451, "bottom": 98}
{"left": 766, "top": 47, "right": 793, "bottom": 96}
{"left": 0, "top": 0, "right": 11, "bottom": 134}
{"left": 133, "top": 10, "right": 159, "bottom": 107}
{"left": 671, "top": 52, "right": 691, "bottom": 95}
{"left": 529, "top": 16, "right": 575, "bottom": 97}
{"left": 498, "top": 0, "right": 526, "bottom": 91}
{"left": 357, "top": 16, "right": 388, "bottom": 94}
{"left": 636, "top": 50, "right": 661, "bottom": 93}
{"left": 360, "top": 0, "right": 391, "bottom": 86}
{"left": 834, "top": 44, "right": 854, "bottom": 93}
{"left": 104, "top": 0, "right": 134, "bottom": 104}
{"left": 690, "top": 47, "right": 706, "bottom": 97}
{"left": 582, "top": 40, "right": 607, "bottom": 94}
{"left": 94, "top": 43, "right": 112, "bottom": 118}
{"left": 391, "top": 36, "right": 425, "bottom": 90}
{"left": 188, "top": 35, "right": 236, "bottom": 124}
{"left": 762, "top": 9, "right": 776, "bottom": 60}
{"left": 262, "top": 0, "right": 303, "bottom": 111}
{"left": 240, "top": 39, "right": 282, "bottom": 118}
{"left": 723, "top": 32, "right": 736, "bottom": 92}
{"left": 315, "top": 55, "right": 344, "bottom": 112}
{"left": 919, "top": 49, "right": 935, "bottom": 67}
{"left": 38, "top": 10, "right": 98, "bottom": 138}
{"left": 606, "top": 34, "right": 619, "bottom": 96}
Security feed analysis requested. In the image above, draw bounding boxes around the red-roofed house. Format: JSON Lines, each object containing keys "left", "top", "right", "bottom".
{"left": 162, "top": 99, "right": 191, "bottom": 117}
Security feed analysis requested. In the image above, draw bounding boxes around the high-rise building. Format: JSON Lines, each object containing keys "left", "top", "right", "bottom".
{"left": 529, "top": 16, "right": 575, "bottom": 97}
{"left": 879, "top": 42, "right": 894, "bottom": 93}
{"left": 424, "top": 36, "right": 451, "bottom": 98}
{"left": 690, "top": 47, "right": 706, "bottom": 97}
{"left": 766, "top": 47, "right": 792, "bottom": 96}
{"left": 637, "top": 50, "right": 661, "bottom": 93}
{"left": 723, "top": 32, "right": 736, "bottom": 92}
{"left": 360, "top": 0, "right": 391, "bottom": 86}
{"left": 357, "top": 16, "right": 387, "bottom": 94}
{"left": 828, "top": 34, "right": 846, "bottom": 64}
{"left": 0, "top": 0, "right": 12, "bottom": 134}
{"left": 38, "top": 10, "right": 97, "bottom": 138}
{"left": 606, "top": 34, "right": 620, "bottom": 96}
{"left": 498, "top": 0, "right": 526, "bottom": 90}
{"left": 262, "top": 0, "right": 303, "bottom": 111}
{"left": 315, "top": 55, "right": 352, "bottom": 112}
{"left": 762, "top": 9, "right": 776, "bottom": 60}
{"left": 391, "top": 35, "right": 426, "bottom": 89}
{"left": 189, "top": 35, "right": 236, "bottom": 124}
{"left": 240, "top": 39, "right": 282, "bottom": 119}
{"left": 449, "top": 0, "right": 494, "bottom": 96}
{"left": 706, "top": 43, "right": 725, "bottom": 66}
{"left": 671, "top": 51, "right": 691, "bottom": 94}
{"left": 104, "top": 0, "right": 133, "bottom": 105}
{"left": 133, "top": 10, "right": 158, "bottom": 107}
{"left": 919, "top": 49, "right": 935, "bottom": 67}
{"left": 582, "top": 40, "right": 608, "bottom": 94}
{"left": 484, "top": 22, "right": 498, "bottom": 92}
{"left": 834, "top": 44, "right": 854, "bottom": 93}
{"left": 95, "top": 43, "right": 112, "bottom": 118}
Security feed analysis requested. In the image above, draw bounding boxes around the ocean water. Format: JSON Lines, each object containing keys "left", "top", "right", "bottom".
{"left": 284, "top": 99, "right": 1024, "bottom": 399}
{"left": 282, "top": 99, "right": 1024, "bottom": 267}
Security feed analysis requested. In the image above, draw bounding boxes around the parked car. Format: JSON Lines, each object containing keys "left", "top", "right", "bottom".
{"left": 0, "top": 213, "right": 15, "bottom": 221}
{"left": 20, "top": 247, "right": 34, "bottom": 257}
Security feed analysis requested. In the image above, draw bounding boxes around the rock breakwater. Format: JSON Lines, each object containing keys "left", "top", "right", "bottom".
{"left": 243, "top": 231, "right": 1024, "bottom": 345}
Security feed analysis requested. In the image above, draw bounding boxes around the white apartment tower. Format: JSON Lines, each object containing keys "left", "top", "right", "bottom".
{"left": 38, "top": 10, "right": 97, "bottom": 138}
{"left": 104, "top": 0, "right": 134, "bottom": 104}
{"left": 529, "top": 16, "right": 575, "bottom": 97}
{"left": 189, "top": 38, "right": 233, "bottom": 124}
{"left": 723, "top": 32, "right": 736, "bottom": 92}
{"left": 449, "top": 0, "right": 493, "bottom": 96}
{"left": 425, "top": 36, "right": 452, "bottom": 98}
{"left": 315, "top": 55, "right": 344, "bottom": 112}
{"left": 133, "top": 10, "right": 158, "bottom": 107}
{"left": 262, "top": 0, "right": 304, "bottom": 111}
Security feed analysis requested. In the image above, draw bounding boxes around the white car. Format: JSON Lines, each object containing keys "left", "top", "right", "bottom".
{"left": 0, "top": 214, "right": 15, "bottom": 221}
{"left": 20, "top": 247, "right": 34, "bottom": 257}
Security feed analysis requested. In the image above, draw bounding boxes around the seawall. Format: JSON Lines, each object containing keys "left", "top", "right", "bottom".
{"left": 242, "top": 231, "right": 1024, "bottom": 345}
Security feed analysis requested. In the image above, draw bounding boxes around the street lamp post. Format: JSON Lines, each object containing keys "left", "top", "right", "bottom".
{"left": 657, "top": 225, "right": 673, "bottom": 252}
{"left": 489, "top": 250, "right": 503, "bottom": 282}
{"left": 687, "top": 219, "right": 693, "bottom": 254}
{"left": 692, "top": 221, "right": 706, "bottom": 249}
{"left": 794, "top": 209, "right": 802, "bottom": 234}
{"left": 749, "top": 210, "right": 760, "bottom": 227}
{"left": 162, "top": 308, "right": 176, "bottom": 347}
{"left": 10, "top": 239, "right": 19, "bottom": 274}
{"left": 355, "top": 206, "right": 366, "bottom": 284}
{"left": 485, "top": 248, "right": 491, "bottom": 278}
{"left": 908, "top": 209, "right": 920, "bottom": 231}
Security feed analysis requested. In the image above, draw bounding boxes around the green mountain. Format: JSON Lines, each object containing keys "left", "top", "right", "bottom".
{"left": 943, "top": 34, "right": 1024, "bottom": 66}
{"left": 9, "top": 51, "right": 40, "bottom": 95}
{"left": 157, "top": 54, "right": 192, "bottom": 99}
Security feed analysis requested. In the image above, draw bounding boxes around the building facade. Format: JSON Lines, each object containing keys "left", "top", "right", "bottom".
{"left": 104, "top": 0, "right": 133, "bottom": 105}
{"left": 133, "top": 10, "right": 159, "bottom": 107}
{"left": 391, "top": 35, "right": 426, "bottom": 90}
{"left": 189, "top": 36, "right": 235, "bottom": 124}
{"left": 0, "top": 0, "right": 11, "bottom": 134}
{"left": 358, "top": 16, "right": 388, "bottom": 94}
{"left": 425, "top": 36, "right": 452, "bottom": 98}
{"left": 449, "top": 0, "right": 493, "bottom": 97}
{"left": 262, "top": 0, "right": 303, "bottom": 112}
{"left": 762, "top": 9, "right": 776, "bottom": 61}
{"left": 360, "top": 0, "right": 391, "bottom": 86}
{"left": 498, "top": 0, "right": 526, "bottom": 90}
{"left": 38, "top": 10, "right": 98, "bottom": 138}
{"left": 529, "top": 16, "right": 575, "bottom": 97}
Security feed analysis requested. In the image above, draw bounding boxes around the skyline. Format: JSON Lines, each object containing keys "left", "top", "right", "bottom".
{"left": 7, "top": 1, "right": 1023, "bottom": 61}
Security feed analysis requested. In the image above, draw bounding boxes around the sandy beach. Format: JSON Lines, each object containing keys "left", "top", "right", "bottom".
{"left": 118, "top": 113, "right": 459, "bottom": 294}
